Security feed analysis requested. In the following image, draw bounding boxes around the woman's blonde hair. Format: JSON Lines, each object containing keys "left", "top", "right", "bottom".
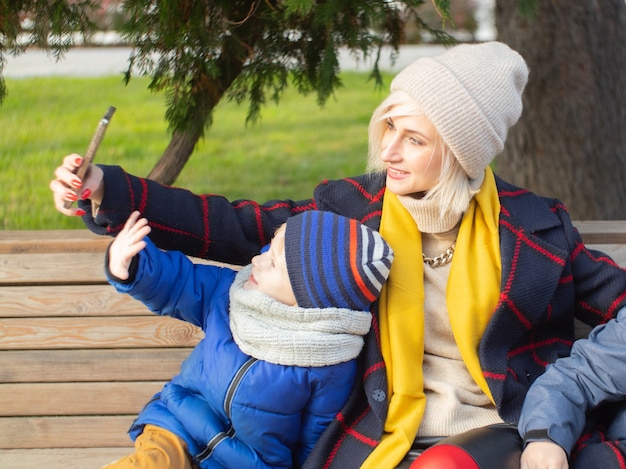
{"left": 366, "top": 90, "right": 478, "bottom": 218}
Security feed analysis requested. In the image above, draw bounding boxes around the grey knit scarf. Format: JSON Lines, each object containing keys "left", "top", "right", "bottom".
{"left": 229, "top": 265, "right": 372, "bottom": 367}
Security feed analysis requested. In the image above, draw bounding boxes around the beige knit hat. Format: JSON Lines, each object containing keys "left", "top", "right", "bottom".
{"left": 390, "top": 41, "right": 528, "bottom": 185}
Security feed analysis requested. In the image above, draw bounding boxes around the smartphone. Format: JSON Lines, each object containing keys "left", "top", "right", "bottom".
{"left": 63, "top": 106, "right": 116, "bottom": 209}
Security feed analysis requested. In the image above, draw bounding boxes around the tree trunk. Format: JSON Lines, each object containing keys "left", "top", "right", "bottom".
{"left": 147, "top": 128, "right": 202, "bottom": 186}
{"left": 142, "top": 1, "right": 265, "bottom": 187}
{"left": 144, "top": 53, "right": 246, "bottom": 186}
{"left": 495, "top": 0, "right": 626, "bottom": 219}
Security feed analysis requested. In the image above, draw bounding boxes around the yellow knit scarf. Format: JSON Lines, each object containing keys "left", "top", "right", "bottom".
{"left": 361, "top": 167, "right": 501, "bottom": 468}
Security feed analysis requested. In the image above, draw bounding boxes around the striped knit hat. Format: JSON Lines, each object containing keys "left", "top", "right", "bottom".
{"left": 284, "top": 211, "right": 394, "bottom": 311}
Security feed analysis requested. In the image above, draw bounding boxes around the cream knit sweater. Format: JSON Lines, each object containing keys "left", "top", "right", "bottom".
{"left": 398, "top": 194, "right": 504, "bottom": 437}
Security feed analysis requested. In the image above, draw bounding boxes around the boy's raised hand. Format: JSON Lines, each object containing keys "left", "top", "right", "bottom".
{"left": 108, "top": 211, "right": 151, "bottom": 280}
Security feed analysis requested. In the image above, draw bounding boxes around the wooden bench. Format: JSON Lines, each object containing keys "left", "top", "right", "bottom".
{"left": 0, "top": 230, "right": 209, "bottom": 469}
{"left": 1, "top": 222, "right": 625, "bottom": 469}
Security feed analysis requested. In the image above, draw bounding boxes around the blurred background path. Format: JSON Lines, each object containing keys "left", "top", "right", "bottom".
{"left": 4, "top": 44, "right": 448, "bottom": 78}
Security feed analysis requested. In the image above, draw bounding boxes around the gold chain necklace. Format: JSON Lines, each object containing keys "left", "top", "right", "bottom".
{"left": 422, "top": 241, "right": 456, "bottom": 268}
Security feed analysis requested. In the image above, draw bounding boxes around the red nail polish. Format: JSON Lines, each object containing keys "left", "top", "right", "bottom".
{"left": 75, "top": 209, "right": 86, "bottom": 217}
{"left": 81, "top": 188, "right": 92, "bottom": 200}
{"left": 66, "top": 192, "right": 78, "bottom": 201}
{"left": 71, "top": 179, "right": 82, "bottom": 189}
{"left": 75, "top": 157, "right": 82, "bottom": 166}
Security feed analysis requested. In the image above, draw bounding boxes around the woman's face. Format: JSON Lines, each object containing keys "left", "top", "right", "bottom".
{"left": 380, "top": 114, "right": 443, "bottom": 196}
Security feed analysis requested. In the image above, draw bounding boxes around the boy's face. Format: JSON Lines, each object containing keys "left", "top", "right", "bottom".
{"left": 244, "top": 229, "right": 297, "bottom": 306}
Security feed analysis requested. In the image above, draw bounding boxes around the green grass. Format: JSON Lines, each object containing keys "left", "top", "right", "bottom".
{"left": 1, "top": 72, "right": 391, "bottom": 230}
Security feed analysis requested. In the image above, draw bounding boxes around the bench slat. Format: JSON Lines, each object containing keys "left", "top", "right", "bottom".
{"left": 0, "top": 285, "right": 147, "bottom": 318}
{"left": 0, "top": 416, "right": 135, "bottom": 448}
{"left": 0, "top": 230, "right": 110, "bottom": 254}
{"left": 586, "top": 243, "right": 626, "bottom": 269}
{"left": 1, "top": 224, "right": 624, "bottom": 250}
{"left": 0, "top": 349, "right": 191, "bottom": 383}
{"left": 0, "top": 251, "right": 226, "bottom": 286}
{"left": 0, "top": 252, "right": 106, "bottom": 285}
{"left": 0, "top": 316, "right": 204, "bottom": 349}
{"left": 0, "top": 448, "right": 133, "bottom": 469}
{"left": 575, "top": 221, "right": 626, "bottom": 244}
{"left": 1, "top": 222, "right": 624, "bottom": 249}
{"left": 0, "top": 382, "right": 164, "bottom": 416}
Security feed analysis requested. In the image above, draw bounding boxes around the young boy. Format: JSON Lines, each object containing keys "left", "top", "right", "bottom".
{"left": 518, "top": 306, "right": 626, "bottom": 469}
{"left": 103, "top": 210, "right": 394, "bottom": 469}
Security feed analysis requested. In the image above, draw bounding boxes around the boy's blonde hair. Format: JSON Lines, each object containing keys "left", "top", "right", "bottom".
{"left": 272, "top": 224, "right": 287, "bottom": 253}
{"left": 366, "top": 90, "right": 478, "bottom": 219}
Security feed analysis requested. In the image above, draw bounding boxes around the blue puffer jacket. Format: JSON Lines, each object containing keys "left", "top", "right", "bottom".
{"left": 108, "top": 239, "right": 358, "bottom": 469}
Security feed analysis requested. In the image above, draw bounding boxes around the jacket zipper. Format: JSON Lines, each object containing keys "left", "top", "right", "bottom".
{"left": 224, "top": 357, "right": 258, "bottom": 418}
{"left": 197, "top": 357, "right": 258, "bottom": 463}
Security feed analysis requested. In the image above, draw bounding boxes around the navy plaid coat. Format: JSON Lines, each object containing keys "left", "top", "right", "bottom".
{"left": 84, "top": 167, "right": 626, "bottom": 467}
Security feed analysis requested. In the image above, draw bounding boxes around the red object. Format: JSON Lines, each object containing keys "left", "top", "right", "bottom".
{"left": 409, "top": 444, "right": 480, "bottom": 469}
